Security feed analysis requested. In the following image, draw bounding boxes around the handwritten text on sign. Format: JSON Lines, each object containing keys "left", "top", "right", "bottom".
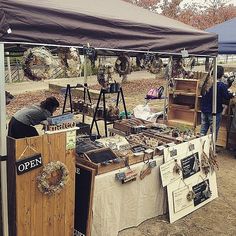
{"left": 15, "top": 154, "right": 42, "bottom": 175}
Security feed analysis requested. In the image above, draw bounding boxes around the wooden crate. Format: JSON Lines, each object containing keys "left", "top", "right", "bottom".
{"left": 227, "top": 131, "right": 236, "bottom": 149}
{"left": 7, "top": 132, "right": 76, "bottom": 236}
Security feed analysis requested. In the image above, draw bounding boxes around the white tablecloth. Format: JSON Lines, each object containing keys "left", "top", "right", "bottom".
{"left": 91, "top": 157, "right": 167, "bottom": 236}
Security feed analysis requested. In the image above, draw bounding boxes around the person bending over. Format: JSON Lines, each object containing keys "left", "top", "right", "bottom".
{"left": 8, "top": 96, "right": 59, "bottom": 139}
{"left": 200, "top": 66, "right": 234, "bottom": 139}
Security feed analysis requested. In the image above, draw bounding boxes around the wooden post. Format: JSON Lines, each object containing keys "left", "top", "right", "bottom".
{"left": 6, "top": 52, "right": 12, "bottom": 83}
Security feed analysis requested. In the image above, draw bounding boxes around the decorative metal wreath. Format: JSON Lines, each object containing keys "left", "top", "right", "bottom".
{"left": 37, "top": 161, "right": 69, "bottom": 195}
{"left": 22, "top": 47, "right": 54, "bottom": 81}
{"left": 115, "top": 54, "right": 131, "bottom": 76}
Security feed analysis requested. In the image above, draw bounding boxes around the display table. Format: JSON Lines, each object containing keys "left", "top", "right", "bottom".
{"left": 91, "top": 157, "right": 166, "bottom": 236}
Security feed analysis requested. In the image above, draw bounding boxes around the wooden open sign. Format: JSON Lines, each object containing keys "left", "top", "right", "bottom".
{"left": 15, "top": 153, "right": 42, "bottom": 175}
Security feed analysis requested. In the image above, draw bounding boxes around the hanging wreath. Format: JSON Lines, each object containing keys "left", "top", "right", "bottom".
{"left": 172, "top": 58, "right": 186, "bottom": 78}
{"left": 22, "top": 47, "right": 54, "bottom": 81}
{"left": 148, "top": 57, "right": 163, "bottom": 74}
{"left": 97, "top": 65, "right": 108, "bottom": 88}
{"left": 115, "top": 54, "right": 131, "bottom": 76}
{"left": 97, "top": 63, "right": 115, "bottom": 88}
{"left": 37, "top": 161, "right": 69, "bottom": 195}
{"left": 58, "top": 47, "right": 81, "bottom": 77}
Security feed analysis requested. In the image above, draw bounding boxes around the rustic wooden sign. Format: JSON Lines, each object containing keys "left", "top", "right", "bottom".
{"left": 15, "top": 153, "right": 42, "bottom": 175}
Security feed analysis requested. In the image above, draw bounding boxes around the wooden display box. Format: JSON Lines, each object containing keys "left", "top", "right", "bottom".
{"left": 227, "top": 131, "right": 236, "bottom": 149}
{"left": 168, "top": 108, "right": 195, "bottom": 127}
{"left": 76, "top": 148, "right": 126, "bottom": 175}
{"left": 7, "top": 132, "right": 76, "bottom": 236}
{"left": 171, "top": 78, "right": 198, "bottom": 94}
{"left": 127, "top": 152, "right": 157, "bottom": 166}
{"left": 113, "top": 118, "right": 152, "bottom": 134}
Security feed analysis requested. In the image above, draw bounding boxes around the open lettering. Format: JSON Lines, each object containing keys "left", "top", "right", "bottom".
{"left": 16, "top": 154, "right": 43, "bottom": 175}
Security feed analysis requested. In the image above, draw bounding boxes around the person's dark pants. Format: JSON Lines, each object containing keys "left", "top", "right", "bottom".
{"left": 200, "top": 112, "right": 221, "bottom": 140}
{"left": 8, "top": 117, "right": 39, "bottom": 139}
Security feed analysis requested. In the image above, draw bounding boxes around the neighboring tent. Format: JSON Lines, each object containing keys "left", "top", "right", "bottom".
{"left": 206, "top": 17, "right": 236, "bottom": 54}
{"left": 0, "top": 0, "right": 218, "bottom": 56}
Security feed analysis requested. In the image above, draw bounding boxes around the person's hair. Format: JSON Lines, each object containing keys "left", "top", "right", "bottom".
{"left": 217, "top": 65, "right": 224, "bottom": 79}
{"left": 40, "top": 96, "right": 59, "bottom": 113}
{"left": 210, "top": 65, "right": 224, "bottom": 80}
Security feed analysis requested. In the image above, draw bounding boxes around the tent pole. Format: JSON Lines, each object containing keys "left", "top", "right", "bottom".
{"left": 212, "top": 57, "right": 217, "bottom": 153}
{"left": 84, "top": 55, "right": 88, "bottom": 84}
{"left": 0, "top": 43, "right": 9, "bottom": 236}
{"left": 163, "top": 77, "right": 168, "bottom": 121}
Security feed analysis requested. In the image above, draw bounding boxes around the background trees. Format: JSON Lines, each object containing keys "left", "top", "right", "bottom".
{"left": 123, "top": 0, "right": 236, "bottom": 29}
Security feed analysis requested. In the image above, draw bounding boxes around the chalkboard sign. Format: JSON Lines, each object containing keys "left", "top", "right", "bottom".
{"left": 193, "top": 179, "right": 211, "bottom": 206}
{"left": 74, "top": 164, "right": 95, "bottom": 236}
{"left": 181, "top": 152, "right": 200, "bottom": 179}
{"left": 15, "top": 153, "right": 42, "bottom": 175}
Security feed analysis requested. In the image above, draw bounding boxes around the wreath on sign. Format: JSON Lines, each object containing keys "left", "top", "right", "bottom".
{"left": 37, "top": 161, "right": 69, "bottom": 195}
{"left": 115, "top": 54, "right": 131, "bottom": 76}
{"left": 22, "top": 47, "right": 54, "bottom": 81}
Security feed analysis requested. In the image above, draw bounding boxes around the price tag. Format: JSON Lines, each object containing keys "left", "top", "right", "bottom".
{"left": 170, "top": 149, "right": 177, "bottom": 157}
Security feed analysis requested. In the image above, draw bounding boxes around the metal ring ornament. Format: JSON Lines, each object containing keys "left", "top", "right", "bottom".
{"left": 37, "top": 161, "right": 69, "bottom": 195}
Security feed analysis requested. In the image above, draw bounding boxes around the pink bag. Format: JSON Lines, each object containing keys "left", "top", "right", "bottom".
{"left": 146, "top": 86, "right": 164, "bottom": 99}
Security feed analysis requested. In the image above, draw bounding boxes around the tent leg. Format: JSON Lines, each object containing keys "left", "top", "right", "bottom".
{"left": 212, "top": 57, "right": 217, "bottom": 153}
{"left": 84, "top": 54, "right": 88, "bottom": 84}
{"left": 0, "top": 43, "right": 9, "bottom": 236}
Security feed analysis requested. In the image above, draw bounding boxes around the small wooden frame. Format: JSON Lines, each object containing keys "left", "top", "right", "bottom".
{"left": 77, "top": 148, "right": 126, "bottom": 175}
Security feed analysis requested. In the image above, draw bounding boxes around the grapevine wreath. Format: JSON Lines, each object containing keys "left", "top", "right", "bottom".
{"left": 58, "top": 47, "right": 81, "bottom": 76}
{"left": 22, "top": 47, "right": 54, "bottom": 81}
{"left": 37, "top": 161, "right": 69, "bottom": 195}
{"left": 115, "top": 54, "right": 131, "bottom": 76}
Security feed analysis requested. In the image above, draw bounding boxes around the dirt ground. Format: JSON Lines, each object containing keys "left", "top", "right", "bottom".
{"left": 4, "top": 73, "right": 236, "bottom": 236}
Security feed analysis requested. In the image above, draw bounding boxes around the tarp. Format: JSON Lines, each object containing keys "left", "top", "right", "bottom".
{"left": 206, "top": 18, "right": 236, "bottom": 54}
{"left": 0, "top": 0, "right": 218, "bottom": 56}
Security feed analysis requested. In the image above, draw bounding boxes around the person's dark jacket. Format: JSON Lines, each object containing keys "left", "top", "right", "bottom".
{"left": 201, "top": 81, "right": 233, "bottom": 113}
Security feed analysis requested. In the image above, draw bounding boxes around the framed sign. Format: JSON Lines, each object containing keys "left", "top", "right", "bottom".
{"left": 193, "top": 179, "right": 211, "bottom": 207}
{"left": 181, "top": 152, "right": 200, "bottom": 179}
{"left": 15, "top": 153, "right": 42, "bottom": 175}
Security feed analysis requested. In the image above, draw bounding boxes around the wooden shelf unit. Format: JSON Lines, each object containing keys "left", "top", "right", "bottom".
{"left": 168, "top": 78, "right": 199, "bottom": 128}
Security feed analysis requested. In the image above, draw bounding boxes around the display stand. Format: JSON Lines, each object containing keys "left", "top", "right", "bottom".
{"left": 62, "top": 83, "right": 100, "bottom": 136}
{"left": 7, "top": 131, "right": 76, "bottom": 236}
{"left": 90, "top": 87, "right": 128, "bottom": 137}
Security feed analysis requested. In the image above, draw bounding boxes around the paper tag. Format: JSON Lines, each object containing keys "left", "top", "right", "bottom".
{"left": 149, "top": 160, "right": 157, "bottom": 168}
{"left": 181, "top": 49, "right": 189, "bottom": 58}
{"left": 170, "top": 149, "right": 177, "bottom": 157}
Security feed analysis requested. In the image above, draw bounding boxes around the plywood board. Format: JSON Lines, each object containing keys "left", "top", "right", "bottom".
{"left": 7, "top": 132, "right": 76, "bottom": 236}
{"left": 162, "top": 135, "right": 218, "bottom": 223}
